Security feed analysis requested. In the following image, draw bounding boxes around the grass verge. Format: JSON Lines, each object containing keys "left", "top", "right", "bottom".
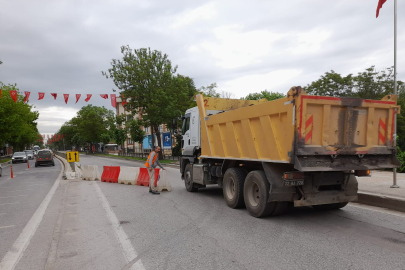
{"left": 0, "top": 158, "right": 11, "bottom": 163}
{"left": 90, "top": 154, "right": 178, "bottom": 164}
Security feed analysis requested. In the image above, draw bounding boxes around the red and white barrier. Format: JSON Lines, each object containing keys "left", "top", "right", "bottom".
{"left": 101, "top": 166, "right": 120, "bottom": 183}
{"left": 118, "top": 167, "right": 139, "bottom": 185}
{"left": 82, "top": 165, "right": 101, "bottom": 181}
{"left": 97, "top": 166, "right": 171, "bottom": 192}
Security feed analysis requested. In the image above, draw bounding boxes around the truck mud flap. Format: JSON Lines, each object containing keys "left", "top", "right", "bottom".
{"left": 294, "top": 155, "right": 401, "bottom": 172}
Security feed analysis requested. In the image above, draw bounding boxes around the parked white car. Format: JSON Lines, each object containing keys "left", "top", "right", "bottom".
{"left": 24, "top": 150, "right": 35, "bottom": 160}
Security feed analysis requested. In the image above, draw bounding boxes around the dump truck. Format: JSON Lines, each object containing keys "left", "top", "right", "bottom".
{"left": 180, "top": 86, "right": 401, "bottom": 218}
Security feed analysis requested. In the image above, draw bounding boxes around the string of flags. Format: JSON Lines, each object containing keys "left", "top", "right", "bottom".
{"left": 0, "top": 89, "right": 117, "bottom": 108}
{"left": 37, "top": 134, "right": 66, "bottom": 143}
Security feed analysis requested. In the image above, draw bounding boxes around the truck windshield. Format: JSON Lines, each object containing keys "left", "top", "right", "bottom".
{"left": 182, "top": 114, "right": 190, "bottom": 134}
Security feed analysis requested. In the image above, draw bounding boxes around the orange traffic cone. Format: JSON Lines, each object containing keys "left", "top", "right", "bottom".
{"left": 27, "top": 160, "right": 30, "bottom": 169}
{"left": 11, "top": 166, "right": 13, "bottom": 178}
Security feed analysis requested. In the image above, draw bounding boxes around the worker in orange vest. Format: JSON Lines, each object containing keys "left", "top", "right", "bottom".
{"left": 145, "top": 146, "right": 165, "bottom": 194}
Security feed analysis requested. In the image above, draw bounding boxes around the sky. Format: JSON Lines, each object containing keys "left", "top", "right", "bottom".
{"left": 1, "top": 0, "right": 404, "bottom": 134}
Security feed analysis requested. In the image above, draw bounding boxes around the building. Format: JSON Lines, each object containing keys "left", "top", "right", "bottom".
{"left": 115, "top": 96, "right": 174, "bottom": 154}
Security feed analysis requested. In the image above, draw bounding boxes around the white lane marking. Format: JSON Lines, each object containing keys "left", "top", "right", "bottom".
{"left": 94, "top": 182, "right": 145, "bottom": 270}
{"left": 0, "top": 225, "right": 15, "bottom": 230}
{"left": 0, "top": 202, "right": 19, "bottom": 206}
{"left": 0, "top": 196, "right": 27, "bottom": 199}
{"left": 2, "top": 184, "right": 45, "bottom": 189}
{"left": 349, "top": 203, "right": 405, "bottom": 218}
{"left": 0, "top": 164, "right": 62, "bottom": 270}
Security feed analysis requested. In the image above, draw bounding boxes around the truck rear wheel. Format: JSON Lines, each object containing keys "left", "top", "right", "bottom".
{"left": 244, "top": 170, "right": 288, "bottom": 218}
{"left": 184, "top": 163, "right": 198, "bottom": 192}
{"left": 223, "top": 168, "right": 247, "bottom": 209}
{"left": 312, "top": 202, "right": 348, "bottom": 210}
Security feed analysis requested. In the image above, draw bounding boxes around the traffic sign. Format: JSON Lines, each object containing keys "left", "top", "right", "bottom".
{"left": 67, "top": 151, "right": 79, "bottom": 162}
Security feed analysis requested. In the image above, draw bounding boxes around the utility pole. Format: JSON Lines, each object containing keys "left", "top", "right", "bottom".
{"left": 391, "top": 0, "right": 399, "bottom": 188}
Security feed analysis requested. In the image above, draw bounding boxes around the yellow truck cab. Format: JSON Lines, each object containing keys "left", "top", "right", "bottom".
{"left": 180, "top": 86, "right": 400, "bottom": 218}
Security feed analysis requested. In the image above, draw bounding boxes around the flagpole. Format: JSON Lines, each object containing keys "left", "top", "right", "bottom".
{"left": 392, "top": 0, "right": 399, "bottom": 188}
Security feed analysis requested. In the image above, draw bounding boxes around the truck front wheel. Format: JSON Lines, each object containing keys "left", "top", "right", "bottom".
{"left": 184, "top": 164, "right": 198, "bottom": 192}
{"left": 223, "top": 168, "right": 247, "bottom": 209}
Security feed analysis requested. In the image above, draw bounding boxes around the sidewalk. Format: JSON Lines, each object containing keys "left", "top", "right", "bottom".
{"left": 356, "top": 171, "right": 405, "bottom": 212}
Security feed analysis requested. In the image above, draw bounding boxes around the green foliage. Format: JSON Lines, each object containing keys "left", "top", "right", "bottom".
{"left": 113, "top": 128, "right": 127, "bottom": 147}
{"left": 103, "top": 46, "right": 197, "bottom": 155}
{"left": 199, "top": 83, "right": 220, "bottom": 97}
{"left": 172, "top": 134, "right": 182, "bottom": 156}
{"left": 127, "top": 119, "right": 145, "bottom": 145}
{"left": 100, "top": 133, "right": 111, "bottom": 145}
{"left": 396, "top": 145, "right": 405, "bottom": 173}
{"left": 242, "top": 90, "right": 285, "bottom": 101}
{"left": 0, "top": 82, "right": 39, "bottom": 151}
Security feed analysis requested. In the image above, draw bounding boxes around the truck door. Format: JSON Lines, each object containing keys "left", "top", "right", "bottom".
{"left": 182, "top": 113, "right": 192, "bottom": 156}
{"left": 182, "top": 108, "right": 200, "bottom": 156}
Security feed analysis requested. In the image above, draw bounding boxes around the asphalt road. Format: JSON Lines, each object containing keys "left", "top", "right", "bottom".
{"left": 1, "top": 155, "right": 405, "bottom": 270}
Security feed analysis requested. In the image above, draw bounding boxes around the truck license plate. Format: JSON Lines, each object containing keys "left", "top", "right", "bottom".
{"left": 283, "top": 180, "right": 304, "bottom": 186}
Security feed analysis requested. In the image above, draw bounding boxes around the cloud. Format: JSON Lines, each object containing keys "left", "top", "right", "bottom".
{"left": 1, "top": 0, "right": 404, "bottom": 133}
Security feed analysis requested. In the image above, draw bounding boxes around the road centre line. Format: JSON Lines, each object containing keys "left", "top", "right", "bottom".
{"left": 0, "top": 202, "right": 19, "bottom": 206}
{"left": 0, "top": 167, "right": 62, "bottom": 270}
{"left": 0, "top": 225, "right": 15, "bottom": 230}
{"left": 94, "top": 182, "right": 146, "bottom": 270}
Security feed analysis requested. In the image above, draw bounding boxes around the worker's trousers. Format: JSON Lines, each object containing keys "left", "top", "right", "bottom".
{"left": 148, "top": 168, "right": 157, "bottom": 192}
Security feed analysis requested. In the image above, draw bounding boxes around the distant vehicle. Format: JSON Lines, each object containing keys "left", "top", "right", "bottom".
{"left": 35, "top": 150, "right": 55, "bottom": 167}
{"left": 12, "top": 152, "right": 28, "bottom": 163}
{"left": 24, "top": 150, "right": 35, "bottom": 160}
{"left": 33, "top": 145, "right": 40, "bottom": 151}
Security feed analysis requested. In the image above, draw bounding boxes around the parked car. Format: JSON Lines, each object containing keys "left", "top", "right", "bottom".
{"left": 24, "top": 150, "right": 35, "bottom": 160}
{"left": 35, "top": 150, "right": 55, "bottom": 167}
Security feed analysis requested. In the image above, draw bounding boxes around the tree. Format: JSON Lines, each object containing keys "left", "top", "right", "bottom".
{"left": 243, "top": 90, "right": 285, "bottom": 101}
{"left": 0, "top": 82, "right": 39, "bottom": 151}
{"left": 198, "top": 83, "right": 234, "bottom": 98}
{"left": 100, "top": 133, "right": 111, "bottom": 152}
{"left": 127, "top": 119, "right": 145, "bottom": 148}
{"left": 103, "top": 46, "right": 197, "bottom": 158}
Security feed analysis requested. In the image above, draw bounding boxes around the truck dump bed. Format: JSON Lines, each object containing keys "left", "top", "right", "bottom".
{"left": 196, "top": 87, "right": 400, "bottom": 171}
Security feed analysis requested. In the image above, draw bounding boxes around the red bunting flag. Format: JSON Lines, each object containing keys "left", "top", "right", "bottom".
{"left": 76, "top": 94, "right": 81, "bottom": 104}
{"left": 100, "top": 94, "right": 108, "bottom": 99}
{"left": 10, "top": 90, "right": 18, "bottom": 103}
{"left": 111, "top": 94, "right": 117, "bottom": 108}
{"left": 0, "top": 89, "right": 2, "bottom": 99}
{"left": 24, "top": 91, "right": 31, "bottom": 103}
{"left": 85, "top": 94, "right": 92, "bottom": 102}
{"left": 376, "top": 0, "right": 387, "bottom": 18}
{"left": 63, "top": 94, "right": 69, "bottom": 104}
{"left": 51, "top": 93, "right": 57, "bottom": 100}
{"left": 38, "top": 92, "right": 45, "bottom": 100}
{"left": 61, "top": 134, "right": 64, "bottom": 139}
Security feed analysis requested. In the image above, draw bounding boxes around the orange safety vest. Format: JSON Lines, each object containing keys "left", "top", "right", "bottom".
{"left": 145, "top": 151, "right": 157, "bottom": 167}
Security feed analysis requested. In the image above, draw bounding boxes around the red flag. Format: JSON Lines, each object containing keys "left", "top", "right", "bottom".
{"left": 38, "top": 92, "right": 45, "bottom": 100}
{"left": 85, "top": 94, "right": 92, "bottom": 102}
{"left": 100, "top": 94, "right": 108, "bottom": 99}
{"left": 61, "top": 134, "right": 64, "bottom": 139}
{"left": 63, "top": 94, "right": 69, "bottom": 104}
{"left": 58, "top": 134, "right": 60, "bottom": 140}
{"left": 51, "top": 93, "right": 57, "bottom": 100}
{"left": 10, "top": 90, "right": 17, "bottom": 103}
{"left": 376, "top": 0, "right": 387, "bottom": 18}
{"left": 24, "top": 91, "right": 31, "bottom": 103}
{"left": 110, "top": 94, "right": 117, "bottom": 108}
{"left": 76, "top": 94, "right": 81, "bottom": 104}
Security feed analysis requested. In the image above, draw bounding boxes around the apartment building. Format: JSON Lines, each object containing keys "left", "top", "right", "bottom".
{"left": 115, "top": 96, "right": 173, "bottom": 153}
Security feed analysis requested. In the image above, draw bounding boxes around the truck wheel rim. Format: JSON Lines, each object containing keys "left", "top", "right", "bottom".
{"left": 225, "top": 177, "right": 235, "bottom": 200}
{"left": 247, "top": 182, "right": 260, "bottom": 207}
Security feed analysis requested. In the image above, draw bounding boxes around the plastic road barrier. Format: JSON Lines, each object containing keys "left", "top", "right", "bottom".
{"left": 101, "top": 166, "right": 120, "bottom": 183}
{"left": 118, "top": 167, "right": 140, "bottom": 185}
{"left": 137, "top": 168, "right": 160, "bottom": 187}
{"left": 157, "top": 170, "right": 171, "bottom": 192}
{"left": 82, "top": 165, "right": 101, "bottom": 181}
